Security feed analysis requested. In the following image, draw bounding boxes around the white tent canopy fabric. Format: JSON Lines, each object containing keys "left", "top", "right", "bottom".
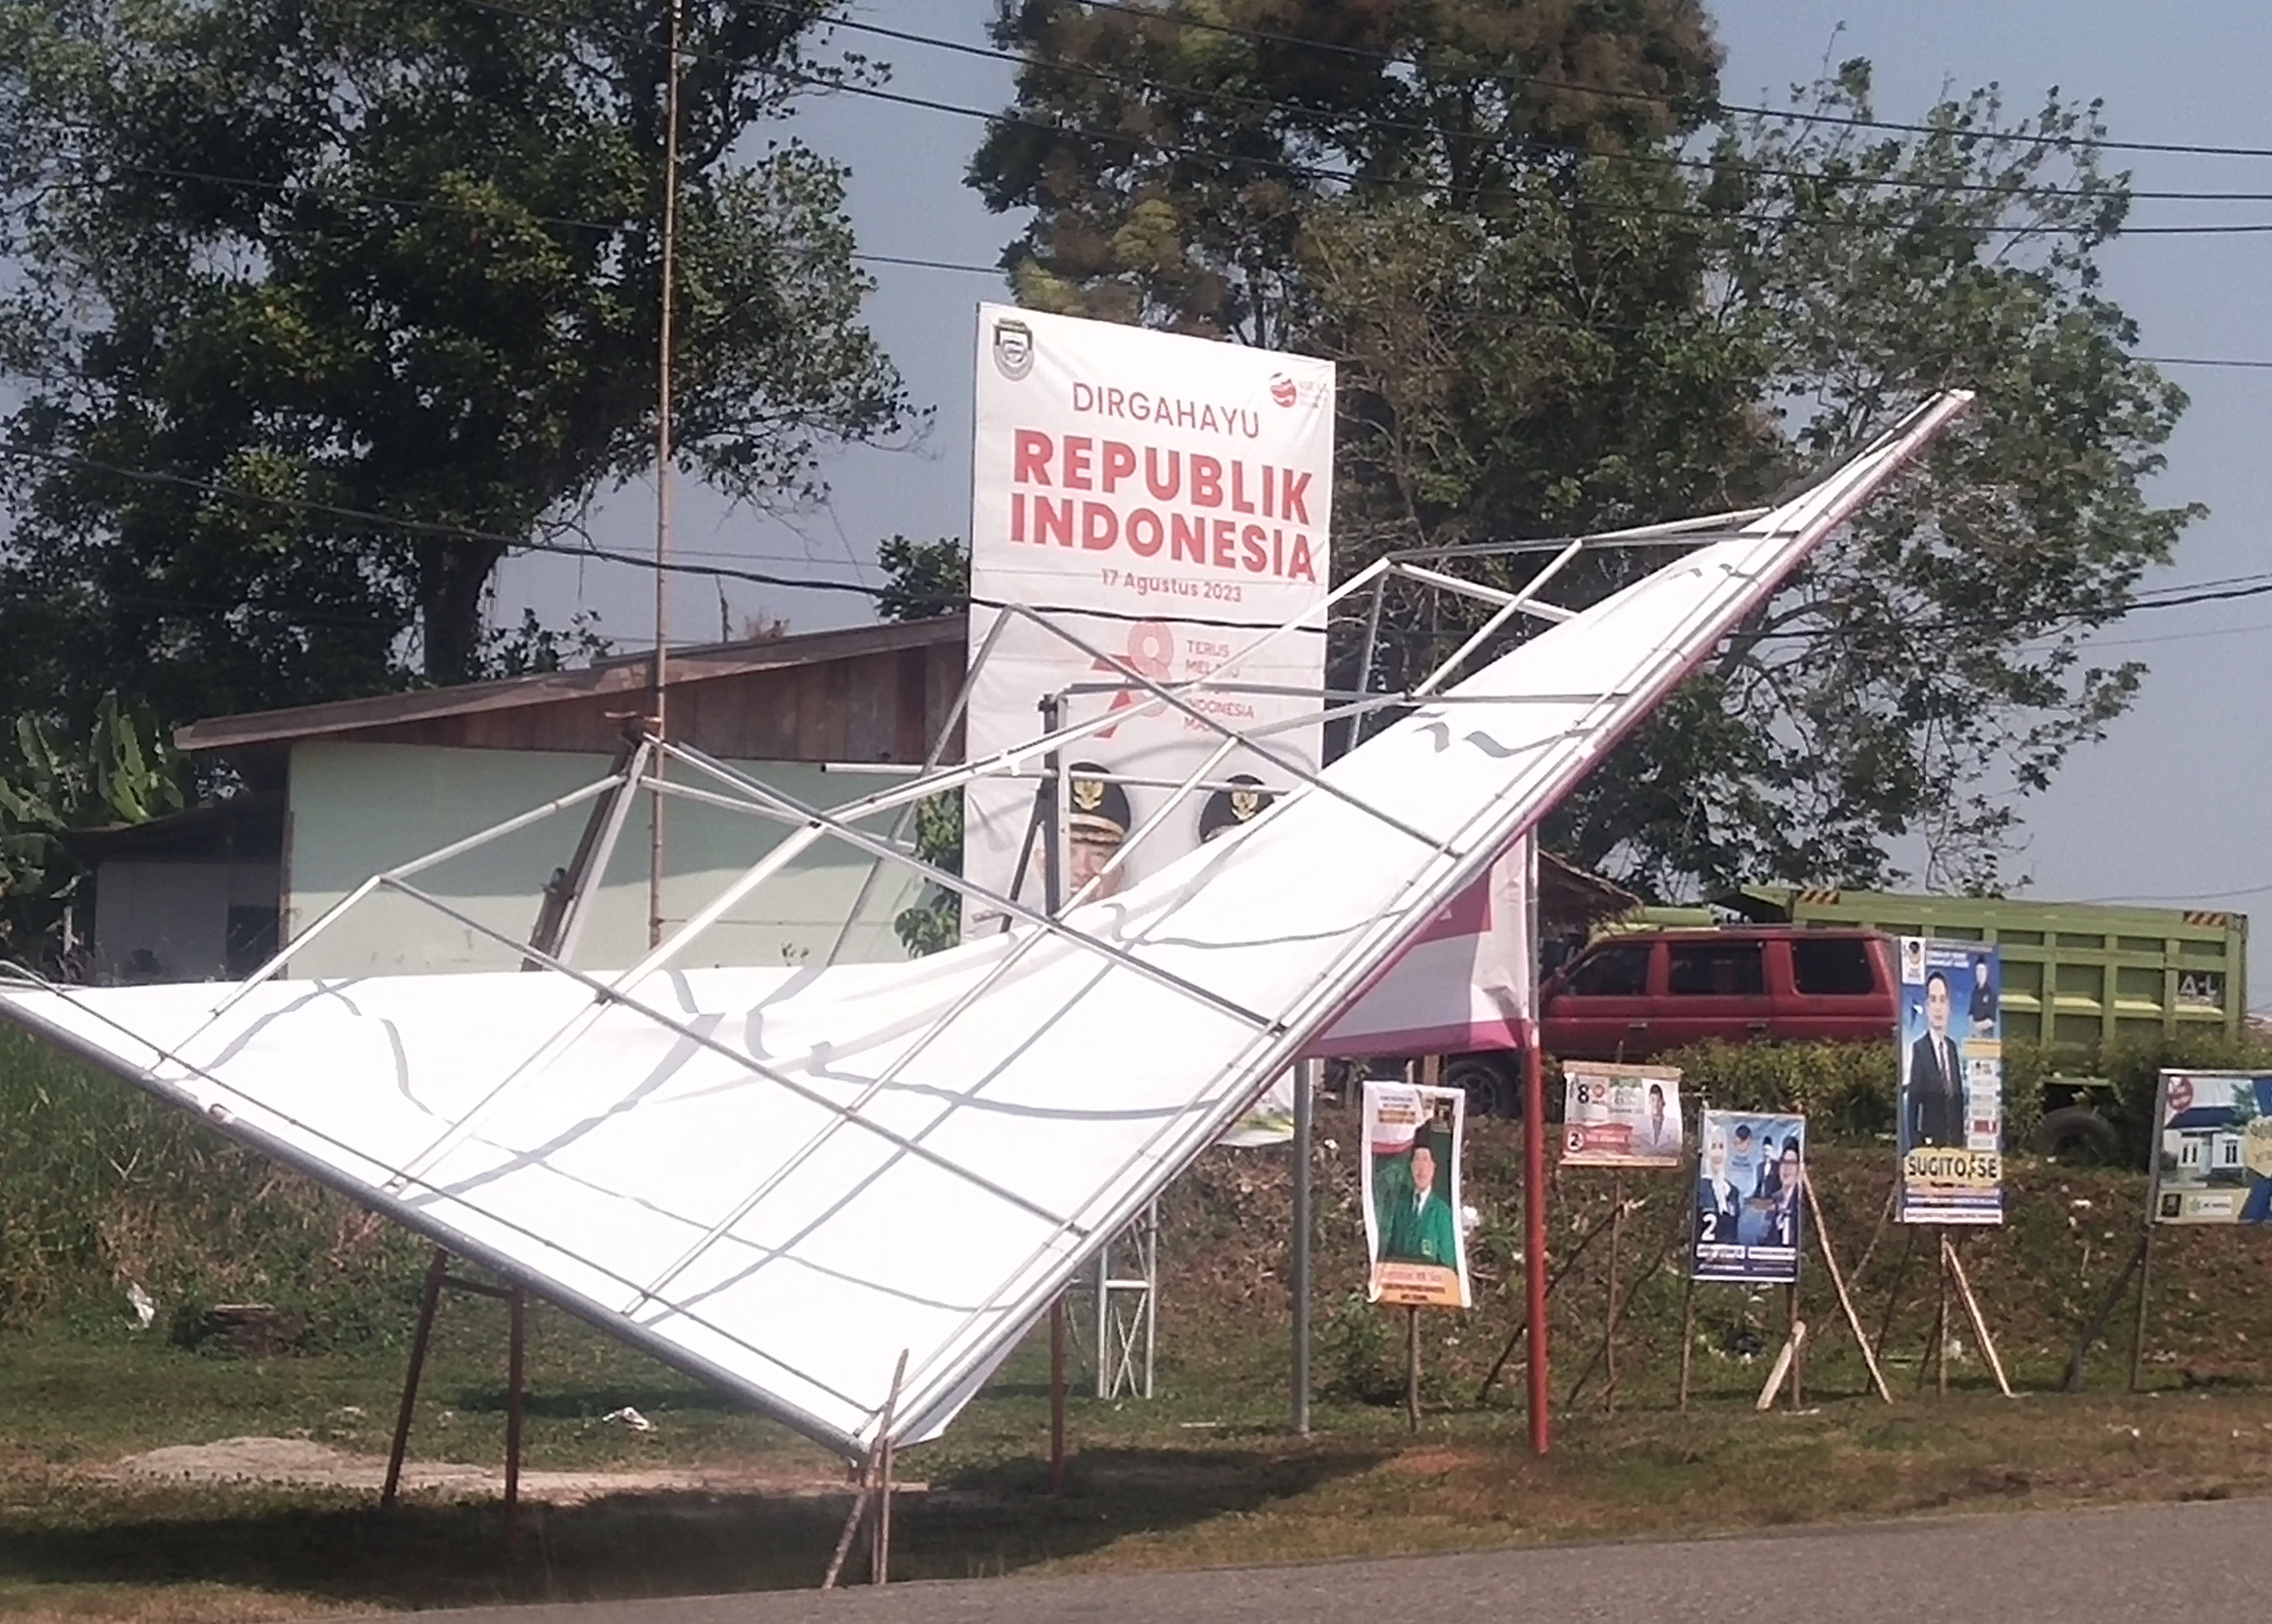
{"left": 0, "top": 393, "right": 1967, "bottom": 1459}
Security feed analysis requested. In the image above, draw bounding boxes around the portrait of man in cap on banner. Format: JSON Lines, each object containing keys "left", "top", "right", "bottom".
{"left": 1198, "top": 773, "right": 1274, "bottom": 845}
{"left": 1014, "top": 760, "right": 1132, "bottom": 907}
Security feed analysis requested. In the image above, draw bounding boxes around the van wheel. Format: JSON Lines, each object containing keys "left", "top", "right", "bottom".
{"left": 2033, "top": 1105, "right": 2120, "bottom": 1164}
{"left": 1445, "top": 1054, "right": 1517, "bottom": 1119}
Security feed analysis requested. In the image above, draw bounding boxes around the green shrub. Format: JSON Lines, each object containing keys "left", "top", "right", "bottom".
{"left": 1652, "top": 1029, "right": 2272, "bottom": 1165}
{"left": 0, "top": 1027, "right": 425, "bottom": 1333}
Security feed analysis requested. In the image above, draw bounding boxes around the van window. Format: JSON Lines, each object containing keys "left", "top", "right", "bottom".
{"left": 1666, "top": 941, "right": 1765, "bottom": 997}
{"left": 1565, "top": 943, "right": 1650, "bottom": 997}
{"left": 1792, "top": 937, "right": 1875, "bottom": 997}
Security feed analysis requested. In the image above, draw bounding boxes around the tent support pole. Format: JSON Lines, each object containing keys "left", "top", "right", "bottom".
{"left": 383, "top": 1247, "right": 449, "bottom": 1511}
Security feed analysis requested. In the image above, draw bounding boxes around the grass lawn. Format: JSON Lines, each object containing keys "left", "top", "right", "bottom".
{"left": 8, "top": 1122, "right": 2272, "bottom": 1620}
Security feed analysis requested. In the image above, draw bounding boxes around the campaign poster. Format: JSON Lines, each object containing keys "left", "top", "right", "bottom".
{"left": 2150, "top": 1071, "right": 2272, "bottom": 1223}
{"left": 1692, "top": 1110, "right": 1807, "bottom": 1284}
{"left": 961, "top": 302, "right": 1334, "bottom": 937}
{"left": 1561, "top": 1062, "right": 1684, "bottom": 1168}
{"left": 1360, "top": 1079, "right": 1471, "bottom": 1308}
{"left": 1897, "top": 936, "right": 2004, "bottom": 1224}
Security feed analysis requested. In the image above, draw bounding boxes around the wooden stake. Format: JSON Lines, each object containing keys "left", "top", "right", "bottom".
{"left": 2063, "top": 1231, "right": 2147, "bottom": 1392}
{"left": 1755, "top": 1320, "right": 1807, "bottom": 1411}
{"left": 1804, "top": 1178, "right": 1891, "bottom": 1403}
{"left": 1049, "top": 1297, "right": 1068, "bottom": 1493}
{"left": 1677, "top": 1206, "right": 1700, "bottom": 1412}
{"left": 1934, "top": 1237, "right": 1951, "bottom": 1396}
{"left": 1850, "top": 1184, "right": 1898, "bottom": 1283}
{"left": 1475, "top": 1200, "right": 1621, "bottom": 1403}
{"left": 1405, "top": 1305, "right": 1421, "bottom": 1432}
{"left": 1601, "top": 1177, "right": 1624, "bottom": 1411}
{"left": 1564, "top": 1227, "right": 1676, "bottom": 1411}
{"left": 1875, "top": 1222, "right": 1920, "bottom": 1369}
{"left": 1943, "top": 1232, "right": 2013, "bottom": 1398}
{"left": 1785, "top": 1281, "right": 1803, "bottom": 1411}
{"left": 822, "top": 1350, "right": 906, "bottom": 1591}
{"left": 2129, "top": 1213, "right": 2158, "bottom": 1393}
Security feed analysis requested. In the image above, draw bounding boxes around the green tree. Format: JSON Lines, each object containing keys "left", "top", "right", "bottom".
{"left": 0, "top": 692, "right": 188, "bottom": 967}
{"left": 872, "top": 536, "right": 968, "bottom": 955}
{"left": 962, "top": 6, "right": 2194, "bottom": 895}
{"left": 0, "top": 0, "right": 909, "bottom": 728}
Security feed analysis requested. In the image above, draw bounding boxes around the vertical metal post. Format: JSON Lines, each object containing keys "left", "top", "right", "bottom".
{"left": 646, "top": 0, "right": 685, "bottom": 951}
{"left": 383, "top": 1247, "right": 450, "bottom": 1510}
{"left": 1291, "top": 1056, "right": 1315, "bottom": 1436}
{"left": 1142, "top": 1198, "right": 1159, "bottom": 1401}
{"left": 1523, "top": 1029, "right": 1551, "bottom": 1455}
{"left": 503, "top": 1286, "right": 527, "bottom": 1556}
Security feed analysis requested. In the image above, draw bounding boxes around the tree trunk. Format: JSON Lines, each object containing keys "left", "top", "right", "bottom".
{"left": 419, "top": 542, "right": 506, "bottom": 685}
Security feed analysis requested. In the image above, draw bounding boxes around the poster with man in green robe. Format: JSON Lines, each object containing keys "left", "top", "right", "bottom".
{"left": 1362, "top": 1078, "right": 1472, "bottom": 1308}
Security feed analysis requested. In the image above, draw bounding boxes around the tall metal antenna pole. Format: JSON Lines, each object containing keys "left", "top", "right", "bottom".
{"left": 647, "top": 0, "right": 684, "bottom": 950}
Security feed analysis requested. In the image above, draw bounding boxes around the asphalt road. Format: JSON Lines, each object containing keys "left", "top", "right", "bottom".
{"left": 407, "top": 1495, "right": 2269, "bottom": 1624}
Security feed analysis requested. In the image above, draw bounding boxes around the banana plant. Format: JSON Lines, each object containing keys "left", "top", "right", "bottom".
{"left": 0, "top": 694, "right": 187, "bottom": 966}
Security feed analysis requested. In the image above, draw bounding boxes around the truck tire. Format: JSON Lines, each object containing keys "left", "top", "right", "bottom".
{"left": 1445, "top": 1053, "right": 1518, "bottom": 1119}
{"left": 2033, "top": 1104, "right": 2121, "bottom": 1164}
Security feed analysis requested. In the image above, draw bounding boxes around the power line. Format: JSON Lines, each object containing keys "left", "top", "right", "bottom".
{"left": 0, "top": 445, "right": 888, "bottom": 599}
{"left": 775, "top": 0, "right": 2272, "bottom": 206}
{"left": 1067, "top": 0, "right": 2272, "bottom": 164}
{"left": 851, "top": 246, "right": 2272, "bottom": 372}
{"left": 458, "top": 0, "right": 2272, "bottom": 239}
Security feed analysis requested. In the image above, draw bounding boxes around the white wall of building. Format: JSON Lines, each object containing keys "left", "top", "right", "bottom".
{"left": 284, "top": 741, "right": 921, "bottom": 978}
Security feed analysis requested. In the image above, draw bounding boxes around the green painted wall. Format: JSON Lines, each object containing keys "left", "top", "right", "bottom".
{"left": 284, "top": 742, "right": 921, "bottom": 977}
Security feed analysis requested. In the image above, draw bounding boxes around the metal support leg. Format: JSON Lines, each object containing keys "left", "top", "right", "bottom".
{"left": 383, "top": 1247, "right": 450, "bottom": 1510}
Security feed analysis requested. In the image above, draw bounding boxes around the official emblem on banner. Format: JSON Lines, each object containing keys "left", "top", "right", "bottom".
{"left": 991, "top": 316, "right": 1034, "bottom": 381}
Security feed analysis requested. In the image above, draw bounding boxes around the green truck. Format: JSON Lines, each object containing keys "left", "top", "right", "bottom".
{"left": 1720, "top": 886, "right": 2248, "bottom": 1047}
{"left": 1715, "top": 887, "right": 2249, "bottom": 1160}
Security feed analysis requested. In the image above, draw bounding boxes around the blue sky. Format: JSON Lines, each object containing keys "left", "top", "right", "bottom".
{"left": 492, "top": 1, "right": 2272, "bottom": 996}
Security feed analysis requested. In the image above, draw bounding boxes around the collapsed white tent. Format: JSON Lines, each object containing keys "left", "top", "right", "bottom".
{"left": 0, "top": 392, "right": 1967, "bottom": 1459}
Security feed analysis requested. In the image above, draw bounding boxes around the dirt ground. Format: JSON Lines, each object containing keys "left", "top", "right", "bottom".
{"left": 96, "top": 1436, "right": 890, "bottom": 1506}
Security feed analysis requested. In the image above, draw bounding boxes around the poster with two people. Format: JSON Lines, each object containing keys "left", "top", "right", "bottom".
{"left": 1897, "top": 936, "right": 2004, "bottom": 1223}
{"left": 1691, "top": 1109, "right": 1807, "bottom": 1283}
{"left": 1361, "top": 1079, "right": 1472, "bottom": 1308}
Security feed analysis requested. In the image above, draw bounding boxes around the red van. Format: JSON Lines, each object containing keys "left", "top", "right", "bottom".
{"left": 1538, "top": 927, "right": 1895, "bottom": 1061}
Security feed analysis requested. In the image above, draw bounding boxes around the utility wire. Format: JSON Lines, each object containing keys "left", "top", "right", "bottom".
{"left": 0, "top": 445, "right": 888, "bottom": 599}
{"left": 456, "top": 0, "right": 2272, "bottom": 238}
{"left": 1065, "top": 0, "right": 2272, "bottom": 164}
{"left": 754, "top": 0, "right": 2272, "bottom": 205}
{"left": 10, "top": 442, "right": 2272, "bottom": 638}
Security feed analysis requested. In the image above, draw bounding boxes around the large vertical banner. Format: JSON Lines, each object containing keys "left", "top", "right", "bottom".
{"left": 2150, "top": 1071, "right": 2272, "bottom": 1223}
{"left": 1897, "top": 937, "right": 2004, "bottom": 1223}
{"left": 1692, "top": 1109, "right": 1807, "bottom": 1283}
{"left": 962, "top": 303, "right": 1335, "bottom": 935}
{"left": 1360, "top": 1080, "right": 1472, "bottom": 1308}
